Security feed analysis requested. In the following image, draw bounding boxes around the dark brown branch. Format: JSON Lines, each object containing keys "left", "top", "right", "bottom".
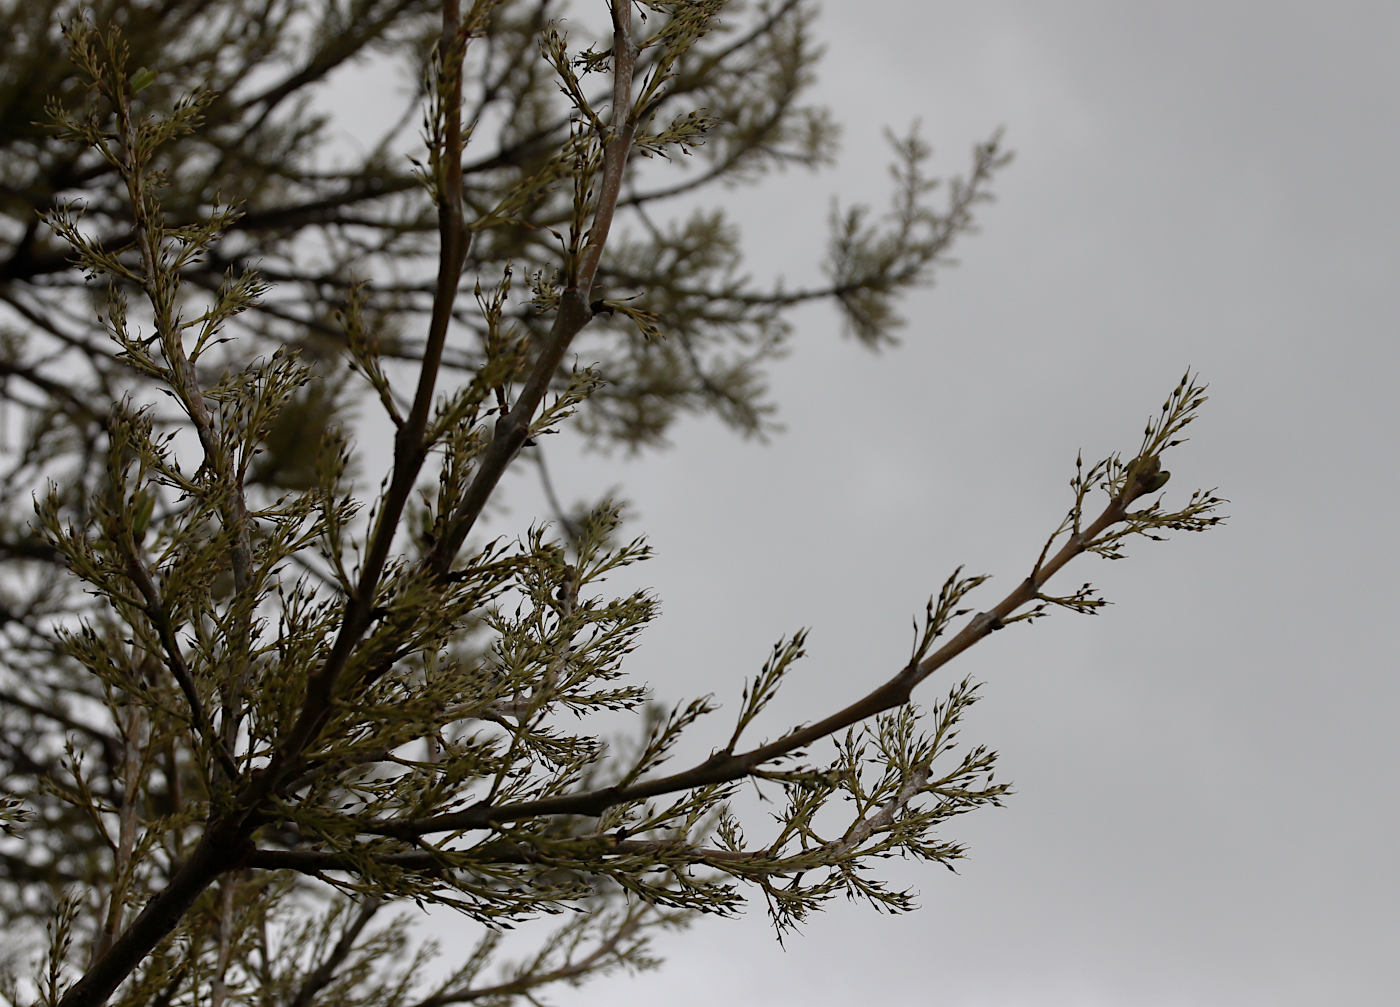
{"left": 371, "top": 483, "right": 1143, "bottom": 840}
{"left": 55, "top": 818, "right": 250, "bottom": 1007}
{"left": 247, "top": 834, "right": 775, "bottom": 877}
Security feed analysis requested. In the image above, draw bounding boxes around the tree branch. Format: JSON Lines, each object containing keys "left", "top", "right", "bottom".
{"left": 267, "top": 0, "right": 478, "bottom": 780}
{"left": 427, "top": 0, "right": 641, "bottom": 569}
{"left": 371, "top": 475, "right": 1157, "bottom": 839}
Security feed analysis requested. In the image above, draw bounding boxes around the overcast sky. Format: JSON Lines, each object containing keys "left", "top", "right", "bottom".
{"left": 333, "top": 3, "right": 1399, "bottom": 1005}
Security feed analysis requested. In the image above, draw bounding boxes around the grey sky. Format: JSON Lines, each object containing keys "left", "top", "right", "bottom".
{"left": 326, "top": 3, "right": 1398, "bottom": 1005}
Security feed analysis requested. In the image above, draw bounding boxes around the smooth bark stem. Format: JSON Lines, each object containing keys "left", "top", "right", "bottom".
{"left": 57, "top": 821, "right": 243, "bottom": 1007}
{"left": 375, "top": 490, "right": 1136, "bottom": 837}
{"left": 430, "top": 0, "right": 640, "bottom": 564}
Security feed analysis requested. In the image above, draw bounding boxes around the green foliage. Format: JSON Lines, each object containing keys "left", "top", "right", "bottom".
{"left": 0, "top": 2, "right": 1225, "bottom": 1006}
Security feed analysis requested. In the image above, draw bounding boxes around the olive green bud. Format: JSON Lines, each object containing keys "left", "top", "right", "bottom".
{"left": 131, "top": 488, "right": 156, "bottom": 544}
{"left": 130, "top": 67, "right": 157, "bottom": 94}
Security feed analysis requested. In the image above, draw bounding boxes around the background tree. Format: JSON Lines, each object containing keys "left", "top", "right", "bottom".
{"left": 0, "top": 2, "right": 1223, "bottom": 1005}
